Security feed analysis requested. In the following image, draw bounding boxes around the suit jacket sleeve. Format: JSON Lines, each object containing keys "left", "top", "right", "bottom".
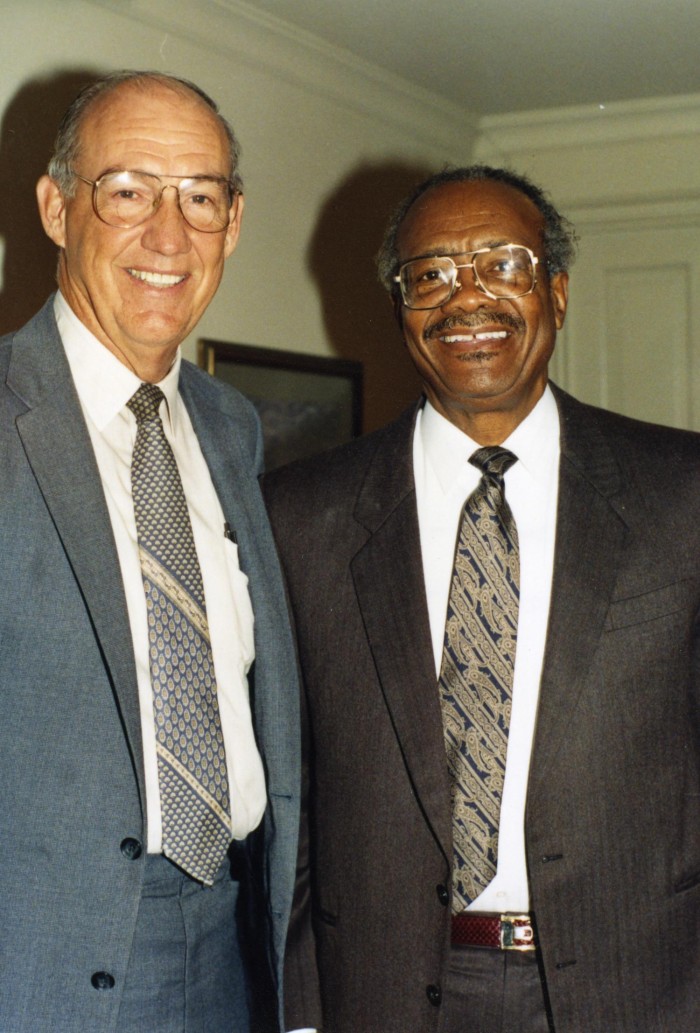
{"left": 262, "top": 471, "right": 323, "bottom": 1031}
{"left": 282, "top": 666, "right": 323, "bottom": 1031}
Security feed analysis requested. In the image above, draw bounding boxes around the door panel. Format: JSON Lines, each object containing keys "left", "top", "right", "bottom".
{"left": 551, "top": 213, "right": 700, "bottom": 431}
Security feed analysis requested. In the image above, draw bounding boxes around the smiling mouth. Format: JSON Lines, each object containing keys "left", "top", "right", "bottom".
{"left": 441, "top": 330, "right": 509, "bottom": 344}
{"left": 128, "top": 269, "right": 186, "bottom": 287}
{"left": 427, "top": 313, "right": 524, "bottom": 342}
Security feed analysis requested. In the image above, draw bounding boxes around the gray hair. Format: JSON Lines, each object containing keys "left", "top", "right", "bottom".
{"left": 376, "top": 164, "right": 577, "bottom": 300}
{"left": 46, "top": 70, "right": 242, "bottom": 197}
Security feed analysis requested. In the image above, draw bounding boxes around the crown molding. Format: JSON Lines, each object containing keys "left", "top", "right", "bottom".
{"left": 566, "top": 195, "right": 700, "bottom": 231}
{"left": 475, "top": 93, "right": 700, "bottom": 157}
{"left": 86, "top": 0, "right": 477, "bottom": 153}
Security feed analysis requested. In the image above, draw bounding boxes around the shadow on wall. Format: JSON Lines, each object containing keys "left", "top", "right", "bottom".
{"left": 307, "top": 161, "right": 432, "bottom": 434}
{"left": 0, "top": 70, "right": 101, "bottom": 337}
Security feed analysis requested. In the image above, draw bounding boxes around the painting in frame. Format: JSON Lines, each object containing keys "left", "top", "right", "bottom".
{"left": 198, "top": 339, "right": 363, "bottom": 471}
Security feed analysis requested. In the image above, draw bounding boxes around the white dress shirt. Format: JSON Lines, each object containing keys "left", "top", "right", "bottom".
{"left": 414, "top": 388, "right": 560, "bottom": 912}
{"left": 55, "top": 292, "right": 267, "bottom": 851}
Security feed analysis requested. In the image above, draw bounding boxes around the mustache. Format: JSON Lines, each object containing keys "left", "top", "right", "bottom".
{"left": 426, "top": 312, "right": 525, "bottom": 339}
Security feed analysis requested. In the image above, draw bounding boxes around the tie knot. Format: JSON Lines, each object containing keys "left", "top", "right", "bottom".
{"left": 127, "top": 382, "right": 165, "bottom": 424}
{"left": 469, "top": 446, "right": 518, "bottom": 480}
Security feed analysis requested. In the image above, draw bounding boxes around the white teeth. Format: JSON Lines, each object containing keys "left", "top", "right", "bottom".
{"left": 441, "top": 330, "right": 508, "bottom": 343}
{"left": 128, "top": 269, "right": 185, "bottom": 287}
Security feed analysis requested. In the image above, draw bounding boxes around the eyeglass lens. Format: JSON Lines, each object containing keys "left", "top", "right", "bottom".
{"left": 93, "top": 171, "right": 232, "bottom": 232}
{"left": 399, "top": 245, "right": 535, "bottom": 308}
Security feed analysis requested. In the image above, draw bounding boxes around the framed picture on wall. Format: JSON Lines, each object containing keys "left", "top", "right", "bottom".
{"left": 197, "top": 339, "right": 363, "bottom": 472}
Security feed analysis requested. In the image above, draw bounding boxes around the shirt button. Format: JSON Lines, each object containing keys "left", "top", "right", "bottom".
{"left": 91, "top": 972, "right": 115, "bottom": 990}
{"left": 426, "top": 984, "right": 442, "bottom": 1006}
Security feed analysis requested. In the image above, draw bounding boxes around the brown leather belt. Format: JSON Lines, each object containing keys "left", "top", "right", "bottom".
{"left": 451, "top": 912, "right": 536, "bottom": 951}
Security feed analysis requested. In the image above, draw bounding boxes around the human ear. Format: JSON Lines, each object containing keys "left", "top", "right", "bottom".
{"left": 36, "top": 175, "right": 68, "bottom": 248}
{"left": 549, "top": 271, "right": 569, "bottom": 330}
{"left": 223, "top": 192, "right": 244, "bottom": 259}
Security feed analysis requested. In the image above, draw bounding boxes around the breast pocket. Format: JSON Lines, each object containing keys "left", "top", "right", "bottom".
{"left": 604, "top": 578, "right": 694, "bottom": 632}
{"left": 223, "top": 537, "right": 255, "bottom": 671}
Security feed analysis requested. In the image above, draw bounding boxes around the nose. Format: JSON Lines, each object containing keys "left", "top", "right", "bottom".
{"left": 140, "top": 185, "right": 192, "bottom": 255}
{"left": 443, "top": 263, "right": 493, "bottom": 310}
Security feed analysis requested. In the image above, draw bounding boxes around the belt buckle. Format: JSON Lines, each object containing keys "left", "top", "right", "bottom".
{"left": 500, "top": 913, "right": 535, "bottom": 951}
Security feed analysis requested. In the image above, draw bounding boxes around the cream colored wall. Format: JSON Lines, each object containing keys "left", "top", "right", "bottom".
{"left": 0, "top": 0, "right": 476, "bottom": 429}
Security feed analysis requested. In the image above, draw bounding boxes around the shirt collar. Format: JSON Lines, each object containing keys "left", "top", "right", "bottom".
{"left": 419, "top": 385, "right": 560, "bottom": 494}
{"left": 54, "top": 291, "right": 182, "bottom": 433}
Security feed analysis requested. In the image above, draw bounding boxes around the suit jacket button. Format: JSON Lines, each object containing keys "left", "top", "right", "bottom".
{"left": 436, "top": 883, "right": 449, "bottom": 906}
{"left": 426, "top": 984, "right": 442, "bottom": 1006}
{"left": 120, "top": 837, "right": 143, "bottom": 860}
{"left": 91, "top": 972, "right": 115, "bottom": 990}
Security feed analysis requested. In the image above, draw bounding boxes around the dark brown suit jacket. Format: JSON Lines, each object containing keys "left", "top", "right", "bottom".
{"left": 264, "top": 385, "right": 700, "bottom": 1033}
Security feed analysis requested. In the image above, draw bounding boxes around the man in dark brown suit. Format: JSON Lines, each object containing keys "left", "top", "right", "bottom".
{"left": 264, "top": 165, "right": 700, "bottom": 1033}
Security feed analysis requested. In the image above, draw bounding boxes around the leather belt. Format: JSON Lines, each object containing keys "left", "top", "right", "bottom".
{"left": 451, "top": 912, "right": 536, "bottom": 951}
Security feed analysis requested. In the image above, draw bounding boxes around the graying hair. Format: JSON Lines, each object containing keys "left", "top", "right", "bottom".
{"left": 46, "top": 70, "right": 242, "bottom": 197}
{"left": 376, "top": 164, "right": 577, "bottom": 301}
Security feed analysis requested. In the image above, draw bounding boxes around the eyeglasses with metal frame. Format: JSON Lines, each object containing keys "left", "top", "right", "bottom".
{"left": 71, "top": 168, "right": 237, "bottom": 233}
{"left": 394, "top": 243, "right": 539, "bottom": 310}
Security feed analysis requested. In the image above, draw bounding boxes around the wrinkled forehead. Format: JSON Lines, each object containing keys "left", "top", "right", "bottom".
{"left": 397, "top": 180, "right": 546, "bottom": 259}
{"left": 76, "top": 80, "right": 229, "bottom": 171}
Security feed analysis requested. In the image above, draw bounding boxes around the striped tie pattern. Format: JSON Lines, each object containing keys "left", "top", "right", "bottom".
{"left": 438, "top": 446, "right": 519, "bottom": 910}
{"left": 127, "top": 382, "right": 231, "bottom": 885}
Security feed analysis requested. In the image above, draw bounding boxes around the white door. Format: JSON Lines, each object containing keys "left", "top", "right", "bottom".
{"left": 550, "top": 202, "right": 700, "bottom": 431}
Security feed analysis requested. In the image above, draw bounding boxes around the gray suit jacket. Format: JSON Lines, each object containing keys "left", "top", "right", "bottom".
{"left": 0, "top": 298, "right": 300, "bottom": 1032}
{"left": 264, "top": 387, "right": 700, "bottom": 1033}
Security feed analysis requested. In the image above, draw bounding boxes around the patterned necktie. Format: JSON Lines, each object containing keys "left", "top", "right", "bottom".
{"left": 438, "top": 446, "right": 519, "bottom": 910}
{"left": 127, "top": 382, "right": 231, "bottom": 885}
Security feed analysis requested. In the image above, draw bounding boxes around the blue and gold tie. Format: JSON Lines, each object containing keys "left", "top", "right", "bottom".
{"left": 438, "top": 446, "right": 519, "bottom": 910}
{"left": 127, "top": 382, "right": 231, "bottom": 885}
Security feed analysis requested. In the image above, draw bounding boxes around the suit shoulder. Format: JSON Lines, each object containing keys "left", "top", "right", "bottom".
{"left": 558, "top": 388, "right": 700, "bottom": 465}
{"left": 263, "top": 404, "right": 416, "bottom": 510}
{"left": 556, "top": 390, "right": 700, "bottom": 539}
{"left": 0, "top": 334, "right": 12, "bottom": 377}
{"left": 0, "top": 298, "right": 57, "bottom": 372}
{"left": 179, "top": 359, "right": 259, "bottom": 424}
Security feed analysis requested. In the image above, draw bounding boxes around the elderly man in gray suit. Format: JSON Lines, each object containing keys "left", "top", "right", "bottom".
{"left": 0, "top": 70, "right": 300, "bottom": 1033}
{"left": 264, "top": 166, "right": 700, "bottom": 1033}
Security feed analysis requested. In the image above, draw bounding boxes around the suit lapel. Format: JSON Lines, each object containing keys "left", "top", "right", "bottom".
{"left": 329, "top": 389, "right": 631, "bottom": 858}
{"left": 331, "top": 389, "right": 631, "bottom": 856}
{"left": 351, "top": 408, "right": 453, "bottom": 862}
{"left": 7, "top": 301, "right": 145, "bottom": 806}
{"left": 177, "top": 365, "right": 259, "bottom": 561}
{"left": 178, "top": 367, "right": 300, "bottom": 799}
{"left": 529, "top": 388, "right": 629, "bottom": 796}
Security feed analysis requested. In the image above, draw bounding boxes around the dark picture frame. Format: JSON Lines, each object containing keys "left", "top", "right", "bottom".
{"left": 198, "top": 339, "right": 363, "bottom": 471}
